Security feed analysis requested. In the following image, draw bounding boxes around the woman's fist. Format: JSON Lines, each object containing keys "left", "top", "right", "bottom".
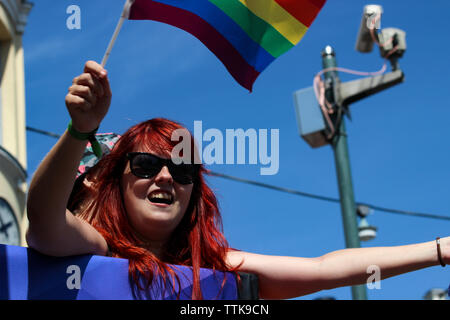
{"left": 65, "top": 61, "right": 112, "bottom": 133}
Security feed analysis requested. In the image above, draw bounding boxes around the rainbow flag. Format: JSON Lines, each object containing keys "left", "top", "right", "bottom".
{"left": 128, "top": 0, "right": 326, "bottom": 91}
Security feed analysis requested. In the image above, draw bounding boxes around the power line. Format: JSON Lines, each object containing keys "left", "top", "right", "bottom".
{"left": 207, "top": 171, "right": 450, "bottom": 222}
{"left": 27, "top": 126, "right": 450, "bottom": 222}
{"left": 26, "top": 126, "right": 61, "bottom": 138}
{"left": 207, "top": 171, "right": 340, "bottom": 203}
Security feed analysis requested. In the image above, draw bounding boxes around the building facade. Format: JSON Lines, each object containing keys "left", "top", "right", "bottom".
{"left": 0, "top": 0, "right": 32, "bottom": 246}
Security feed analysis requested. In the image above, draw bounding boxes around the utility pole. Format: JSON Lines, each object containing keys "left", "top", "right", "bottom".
{"left": 293, "top": 5, "right": 406, "bottom": 299}
{"left": 321, "top": 46, "right": 367, "bottom": 300}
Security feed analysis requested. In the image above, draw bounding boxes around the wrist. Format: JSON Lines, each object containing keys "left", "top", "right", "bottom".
{"left": 67, "top": 120, "right": 103, "bottom": 158}
{"left": 68, "top": 120, "right": 98, "bottom": 139}
{"left": 436, "top": 237, "right": 446, "bottom": 267}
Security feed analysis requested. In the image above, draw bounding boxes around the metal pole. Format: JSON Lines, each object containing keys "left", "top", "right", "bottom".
{"left": 321, "top": 46, "right": 368, "bottom": 300}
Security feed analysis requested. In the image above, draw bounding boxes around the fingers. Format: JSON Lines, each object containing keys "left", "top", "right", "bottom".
{"left": 72, "top": 73, "right": 104, "bottom": 98}
{"left": 84, "top": 60, "right": 107, "bottom": 79}
{"left": 65, "top": 92, "right": 92, "bottom": 112}
{"left": 68, "top": 84, "right": 97, "bottom": 107}
{"left": 65, "top": 61, "right": 112, "bottom": 133}
{"left": 68, "top": 60, "right": 111, "bottom": 108}
{"left": 82, "top": 60, "right": 112, "bottom": 99}
{"left": 99, "top": 73, "right": 112, "bottom": 98}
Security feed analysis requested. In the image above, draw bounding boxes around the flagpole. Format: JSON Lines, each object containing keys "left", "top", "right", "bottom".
{"left": 101, "top": 0, "right": 136, "bottom": 67}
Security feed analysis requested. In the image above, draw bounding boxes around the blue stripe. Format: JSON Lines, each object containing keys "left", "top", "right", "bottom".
{"left": 5, "top": 245, "right": 28, "bottom": 299}
{"left": 153, "top": 0, "right": 275, "bottom": 72}
{"left": 0, "top": 244, "right": 240, "bottom": 300}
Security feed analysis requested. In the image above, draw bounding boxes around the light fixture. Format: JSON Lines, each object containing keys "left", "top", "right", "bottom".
{"left": 357, "top": 205, "right": 377, "bottom": 241}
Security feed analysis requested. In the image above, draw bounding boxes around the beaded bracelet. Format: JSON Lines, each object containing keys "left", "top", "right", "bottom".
{"left": 67, "top": 120, "right": 103, "bottom": 158}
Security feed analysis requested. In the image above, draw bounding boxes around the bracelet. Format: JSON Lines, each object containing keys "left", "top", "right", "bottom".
{"left": 67, "top": 120, "right": 103, "bottom": 158}
{"left": 436, "top": 237, "right": 446, "bottom": 267}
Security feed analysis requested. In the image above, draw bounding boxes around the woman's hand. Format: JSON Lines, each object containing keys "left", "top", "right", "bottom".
{"left": 65, "top": 60, "right": 112, "bottom": 133}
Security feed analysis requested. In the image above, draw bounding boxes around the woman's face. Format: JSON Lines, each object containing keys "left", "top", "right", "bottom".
{"left": 121, "top": 147, "right": 194, "bottom": 244}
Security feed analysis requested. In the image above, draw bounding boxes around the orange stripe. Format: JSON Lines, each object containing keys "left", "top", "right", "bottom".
{"left": 274, "top": 0, "right": 326, "bottom": 27}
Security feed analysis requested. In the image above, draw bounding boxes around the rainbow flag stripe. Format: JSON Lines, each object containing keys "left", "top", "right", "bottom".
{"left": 129, "top": 0, "right": 326, "bottom": 91}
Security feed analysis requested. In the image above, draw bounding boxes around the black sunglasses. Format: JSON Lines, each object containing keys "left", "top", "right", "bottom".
{"left": 126, "top": 152, "right": 198, "bottom": 185}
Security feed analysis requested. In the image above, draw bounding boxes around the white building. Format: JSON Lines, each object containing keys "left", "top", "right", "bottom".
{"left": 0, "top": 0, "right": 32, "bottom": 246}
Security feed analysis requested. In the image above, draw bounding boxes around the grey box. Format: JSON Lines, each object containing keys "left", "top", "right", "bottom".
{"left": 293, "top": 87, "right": 329, "bottom": 148}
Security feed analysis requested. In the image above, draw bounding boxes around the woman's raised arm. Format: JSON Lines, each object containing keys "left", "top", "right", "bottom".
{"left": 26, "top": 61, "right": 111, "bottom": 257}
{"left": 227, "top": 237, "right": 449, "bottom": 299}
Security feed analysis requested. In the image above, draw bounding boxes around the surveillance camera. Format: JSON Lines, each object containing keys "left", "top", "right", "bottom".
{"left": 355, "top": 4, "right": 383, "bottom": 53}
{"left": 378, "top": 27, "right": 407, "bottom": 58}
{"left": 356, "top": 205, "right": 371, "bottom": 217}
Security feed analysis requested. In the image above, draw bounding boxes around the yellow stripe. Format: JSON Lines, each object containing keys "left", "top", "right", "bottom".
{"left": 239, "top": 0, "right": 308, "bottom": 45}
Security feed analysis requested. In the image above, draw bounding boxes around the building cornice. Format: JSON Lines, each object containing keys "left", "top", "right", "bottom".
{"left": 0, "top": 0, "right": 33, "bottom": 35}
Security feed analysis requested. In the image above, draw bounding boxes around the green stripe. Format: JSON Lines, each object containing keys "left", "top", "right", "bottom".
{"left": 208, "top": 0, "right": 293, "bottom": 58}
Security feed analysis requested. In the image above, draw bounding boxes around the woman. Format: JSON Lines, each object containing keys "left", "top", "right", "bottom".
{"left": 26, "top": 61, "right": 449, "bottom": 300}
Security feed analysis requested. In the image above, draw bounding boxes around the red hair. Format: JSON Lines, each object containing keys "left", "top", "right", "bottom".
{"left": 75, "top": 118, "right": 238, "bottom": 299}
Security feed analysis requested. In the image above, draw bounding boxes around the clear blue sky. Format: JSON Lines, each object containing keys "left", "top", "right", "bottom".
{"left": 24, "top": 0, "right": 450, "bottom": 300}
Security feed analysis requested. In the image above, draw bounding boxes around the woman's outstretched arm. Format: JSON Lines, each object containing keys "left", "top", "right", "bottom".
{"left": 227, "top": 237, "right": 449, "bottom": 299}
{"left": 26, "top": 61, "right": 111, "bottom": 257}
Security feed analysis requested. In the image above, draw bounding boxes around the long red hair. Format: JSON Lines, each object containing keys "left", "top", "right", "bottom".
{"left": 74, "top": 118, "right": 238, "bottom": 299}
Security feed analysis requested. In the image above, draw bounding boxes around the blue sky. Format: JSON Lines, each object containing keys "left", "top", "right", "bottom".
{"left": 24, "top": 0, "right": 450, "bottom": 300}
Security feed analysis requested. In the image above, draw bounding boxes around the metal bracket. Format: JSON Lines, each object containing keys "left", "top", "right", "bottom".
{"left": 337, "top": 69, "right": 405, "bottom": 107}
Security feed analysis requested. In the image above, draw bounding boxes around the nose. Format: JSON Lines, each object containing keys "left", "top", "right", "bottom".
{"left": 154, "top": 165, "right": 173, "bottom": 184}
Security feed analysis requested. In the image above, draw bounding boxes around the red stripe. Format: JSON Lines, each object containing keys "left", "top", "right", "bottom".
{"left": 274, "top": 0, "right": 326, "bottom": 27}
{"left": 129, "top": 0, "right": 260, "bottom": 91}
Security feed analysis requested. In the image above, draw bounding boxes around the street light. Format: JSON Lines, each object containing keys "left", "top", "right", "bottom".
{"left": 357, "top": 205, "right": 377, "bottom": 242}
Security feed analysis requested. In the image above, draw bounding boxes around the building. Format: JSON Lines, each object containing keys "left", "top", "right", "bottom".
{"left": 0, "top": 0, "right": 32, "bottom": 246}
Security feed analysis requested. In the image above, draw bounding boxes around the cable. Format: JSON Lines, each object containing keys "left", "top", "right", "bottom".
{"left": 207, "top": 170, "right": 340, "bottom": 204}
{"left": 313, "top": 17, "right": 400, "bottom": 141}
{"left": 208, "top": 171, "right": 450, "bottom": 222}
{"left": 26, "top": 126, "right": 61, "bottom": 138}
{"left": 27, "top": 126, "right": 450, "bottom": 222}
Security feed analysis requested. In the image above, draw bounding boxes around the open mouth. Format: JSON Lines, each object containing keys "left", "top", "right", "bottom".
{"left": 148, "top": 190, "right": 174, "bottom": 205}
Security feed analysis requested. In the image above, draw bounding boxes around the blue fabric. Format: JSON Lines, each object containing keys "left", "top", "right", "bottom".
{"left": 0, "top": 244, "right": 238, "bottom": 300}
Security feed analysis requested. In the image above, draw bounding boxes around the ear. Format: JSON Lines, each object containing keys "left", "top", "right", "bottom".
{"left": 83, "top": 176, "right": 94, "bottom": 189}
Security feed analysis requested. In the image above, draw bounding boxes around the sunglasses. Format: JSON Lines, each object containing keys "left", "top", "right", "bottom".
{"left": 126, "top": 152, "right": 198, "bottom": 185}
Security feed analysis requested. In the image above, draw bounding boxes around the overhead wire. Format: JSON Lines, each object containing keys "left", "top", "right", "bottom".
{"left": 26, "top": 126, "right": 450, "bottom": 222}
{"left": 207, "top": 171, "right": 450, "bottom": 222}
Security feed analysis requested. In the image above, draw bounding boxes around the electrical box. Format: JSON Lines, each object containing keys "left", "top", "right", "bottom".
{"left": 293, "top": 87, "right": 329, "bottom": 148}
